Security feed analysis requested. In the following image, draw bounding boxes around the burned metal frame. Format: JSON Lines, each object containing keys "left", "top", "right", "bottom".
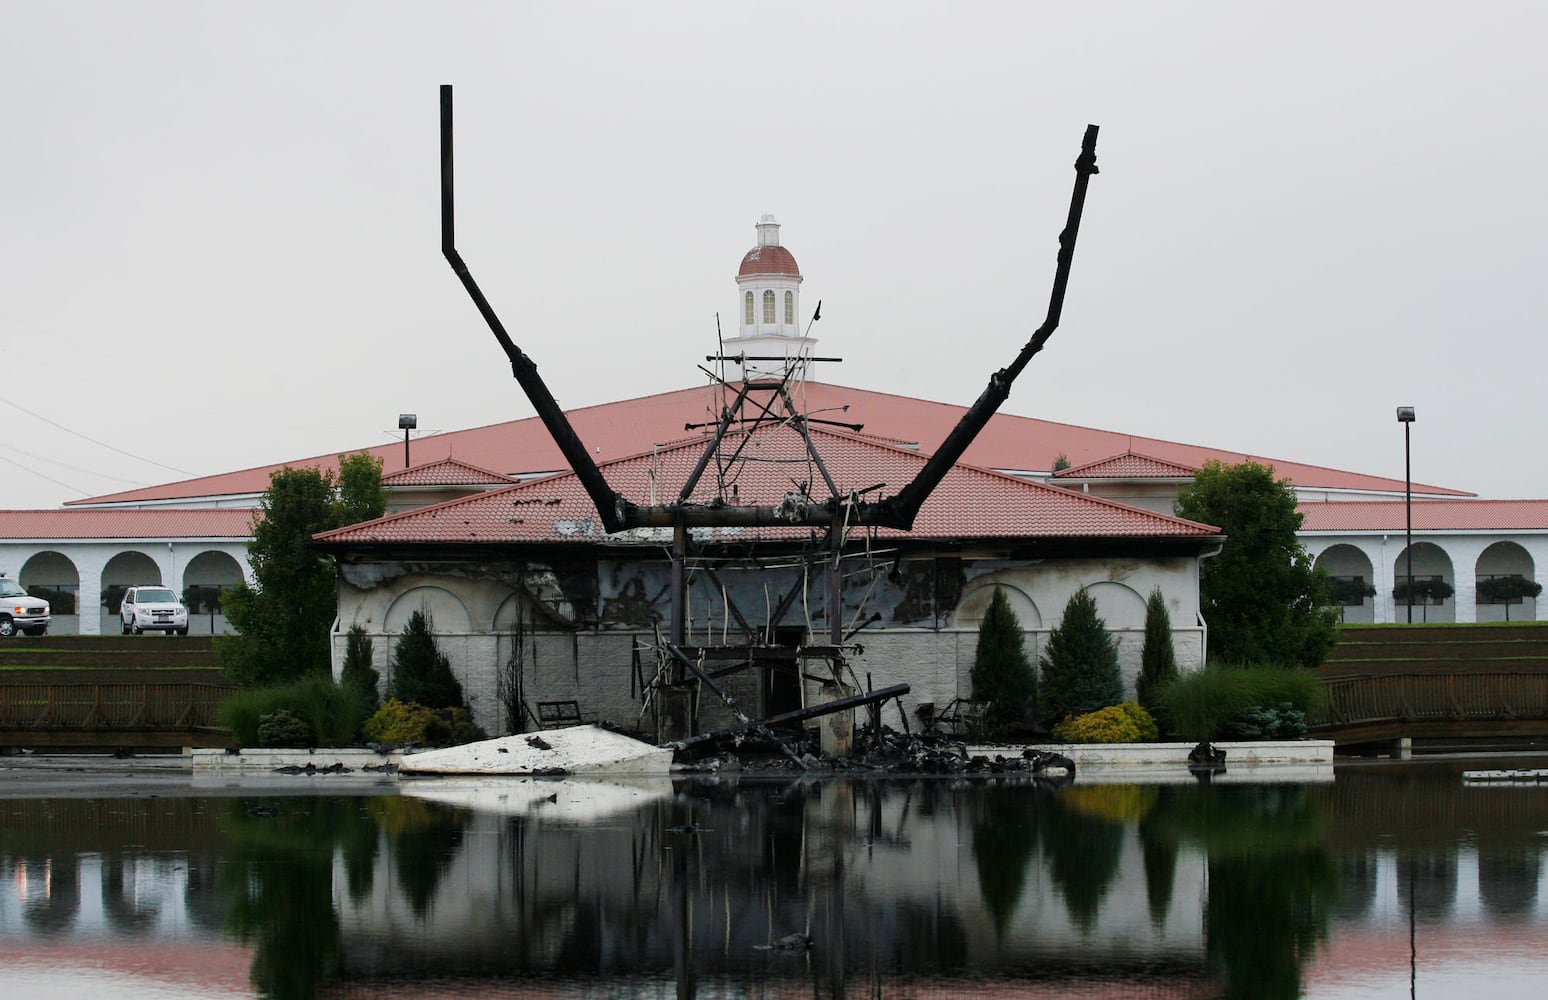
{"left": 437, "top": 84, "right": 1099, "bottom": 745}
{"left": 439, "top": 84, "right": 1099, "bottom": 536}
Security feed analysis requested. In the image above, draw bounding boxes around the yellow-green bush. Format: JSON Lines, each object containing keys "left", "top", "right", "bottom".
{"left": 363, "top": 699, "right": 445, "bottom": 746}
{"left": 362, "top": 699, "right": 487, "bottom": 747}
{"left": 1061, "top": 783, "right": 1160, "bottom": 823}
{"left": 1052, "top": 701, "right": 1159, "bottom": 744}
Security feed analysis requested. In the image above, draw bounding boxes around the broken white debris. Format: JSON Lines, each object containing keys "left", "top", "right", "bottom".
{"left": 400, "top": 725, "right": 675, "bottom": 776}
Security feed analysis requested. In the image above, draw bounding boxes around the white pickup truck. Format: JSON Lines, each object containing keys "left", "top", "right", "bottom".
{"left": 0, "top": 575, "right": 51, "bottom": 637}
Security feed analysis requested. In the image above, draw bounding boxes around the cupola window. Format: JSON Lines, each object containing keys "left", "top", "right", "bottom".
{"left": 763, "top": 290, "right": 775, "bottom": 324}
{"left": 744, "top": 291, "right": 754, "bottom": 325}
{"left": 784, "top": 290, "right": 794, "bottom": 325}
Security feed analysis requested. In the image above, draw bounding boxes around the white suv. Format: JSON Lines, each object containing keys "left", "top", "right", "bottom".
{"left": 0, "top": 576, "right": 50, "bottom": 637}
{"left": 120, "top": 585, "right": 190, "bottom": 635}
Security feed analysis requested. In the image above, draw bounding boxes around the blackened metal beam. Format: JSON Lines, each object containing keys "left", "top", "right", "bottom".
{"left": 675, "top": 383, "right": 753, "bottom": 504}
{"left": 670, "top": 524, "right": 687, "bottom": 646}
{"left": 660, "top": 683, "right": 911, "bottom": 751}
{"left": 664, "top": 642, "right": 808, "bottom": 767}
{"left": 877, "top": 124, "right": 1100, "bottom": 530}
{"left": 705, "top": 355, "right": 845, "bottom": 363}
{"left": 439, "top": 85, "right": 630, "bottom": 533}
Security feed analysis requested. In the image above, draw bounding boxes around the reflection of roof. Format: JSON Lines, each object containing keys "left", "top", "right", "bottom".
{"left": 1298, "top": 499, "right": 1548, "bottom": 532}
{"left": 0, "top": 508, "right": 255, "bottom": 539}
{"left": 71, "top": 382, "right": 1469, "bottom": 508}
{"left": 382, "top": 457, "right": 516, "bottom": 487}
{"left": 316, "top": 424, "right": 1221, "bottom": 547}
{"left": 0, "top": 940, "right": 251, "bottom": 995}
{"left": 1053, "top": 451, "right": 1198, "bottom": 480}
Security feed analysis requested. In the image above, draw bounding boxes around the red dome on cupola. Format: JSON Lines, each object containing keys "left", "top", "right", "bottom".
{"left": 737, "top": 214, "right": 801, "bottom": 277}
{"left": 738, "top": 244, "right": 800, "bottom": 277}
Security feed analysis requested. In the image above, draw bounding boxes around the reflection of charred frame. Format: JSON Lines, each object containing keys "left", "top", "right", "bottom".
{"left": 438, "top": 86, "right": 1098, "bottom": 737}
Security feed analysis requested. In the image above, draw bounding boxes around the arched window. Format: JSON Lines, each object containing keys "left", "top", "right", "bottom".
{"left": 744, "top": 291, "right": 754, "bottom": 325}
{"left": 784, "top": 291, "right": 794, "bottom": 325}
{"left": 763, "top": 290, "right": 775, "bottom": 324}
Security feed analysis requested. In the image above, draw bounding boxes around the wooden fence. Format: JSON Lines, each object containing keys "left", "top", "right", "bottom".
{"left": 0, "top": 681, "right": 234, "bottom": 749}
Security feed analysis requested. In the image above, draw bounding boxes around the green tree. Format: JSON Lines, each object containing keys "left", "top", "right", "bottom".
{"left": 1137, "top": 586, "right": 1179, "bottom": 723}
{"left": 969, "top": 588, "right": 1036, "bottom": 737}
{"left": 1392, "top": 578, "right": 1455, "bottom": 623}
{"left": 1174, "top": 461, "right": 1338, "bottom": 668}
{"left": 334, "top": 452, "right": 390, "bottom": 527}
{"left": 218, "top": 453, "right": 388, "bottom": 687}
{"left": 388, "top": 610, "right": 467, "bottom": 710}
{"left": 1475, "top": 575, "right": 1541, "bottom": 621}
{"left": 1039, "top": 588, "right": 1123, "bottom": 725}
{"left": 1324, "top": 577, "right": 1376, "bottom": 622}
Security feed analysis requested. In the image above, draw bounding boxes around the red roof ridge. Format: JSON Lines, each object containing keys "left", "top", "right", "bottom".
{"left": 382, "top": 456, "right": 517, "bottom": 486}
{"left": 315, "top": 480, "right": 533, "bottom": 540}
{"left": 1053, "top": 450, "right": 1199, "bottom": 479}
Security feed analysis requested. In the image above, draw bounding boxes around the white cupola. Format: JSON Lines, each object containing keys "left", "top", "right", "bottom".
{"left": 721, "top": 214, "right": 817, "bottom": 382}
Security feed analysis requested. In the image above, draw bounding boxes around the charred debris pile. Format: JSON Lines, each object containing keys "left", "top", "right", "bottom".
{"left": 673, "top": 722, "right": 1076, "bottom": 781}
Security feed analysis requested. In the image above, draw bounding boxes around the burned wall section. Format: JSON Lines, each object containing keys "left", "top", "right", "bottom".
{"left": 330, "top": 548, "right": 1207, "bottom": 738}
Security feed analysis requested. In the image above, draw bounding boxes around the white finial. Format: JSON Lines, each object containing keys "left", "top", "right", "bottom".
{"left": 755, "top": 214, "right": 780, "bottom": 247}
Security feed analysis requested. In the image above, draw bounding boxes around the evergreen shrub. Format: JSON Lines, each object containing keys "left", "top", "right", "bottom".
{"left": 389, "top": 611, "right": 467, "bottom": 710}
{"left": 1039, "top": 588, "right": 1123, "bottom": 726}
{"left": 969, "top": 588, "right": 1037, "bottom": 737}
{"left": 340, "top": 623, "right": 380, "bottom": 719}
{"left": 256, "top": 709, "right": 314, "bottom": 748}
{"left": 1137, "top": 587, "right": 1178, "bottom": 725}
{"left": 1218, "top": 702, "right": 1308, "bottom": 740}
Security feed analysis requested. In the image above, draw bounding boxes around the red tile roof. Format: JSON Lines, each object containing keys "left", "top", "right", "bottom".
{"left": 738, "top": 245, "right": 800, "bottom": 276}
{"left": 1053, "top": 451, "right": 1198, "bottom": 480}
{"left": 1298, "top": 499, "right": 1548, "bottom": 532}
{"left": 0, "top": 508, "right": 256, "bottom": 539}
{"left": 316, "top": 425, "right": 1221, "bottom": 547}
{"left": 71, "top": 381, "right": 1470, "bottom": 508}
{"left": 382, "top": 457, "right": 516, "bottom": 487}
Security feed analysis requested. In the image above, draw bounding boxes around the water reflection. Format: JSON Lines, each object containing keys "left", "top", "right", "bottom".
{"left": 1, "top": 761, "right": 1547, "bottom": 998}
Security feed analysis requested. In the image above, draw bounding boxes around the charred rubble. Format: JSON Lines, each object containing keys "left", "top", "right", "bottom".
{"left": 674, "top": 723, "right": 1076, "bottom": 780}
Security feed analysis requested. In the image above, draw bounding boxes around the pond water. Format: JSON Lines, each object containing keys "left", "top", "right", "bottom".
{"left": 2, "top": 756, "right": 1547, "bottom": 999}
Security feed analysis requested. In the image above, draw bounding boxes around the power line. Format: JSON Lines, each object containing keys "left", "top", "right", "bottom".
{"left": 0, "top": 395, "right": 195, "bottom": 476}
{"left": 0, "top": 440, "right": 153, "bottom": 487}
{"left": 0, "top": 451, "right": 88, "bottom": 500}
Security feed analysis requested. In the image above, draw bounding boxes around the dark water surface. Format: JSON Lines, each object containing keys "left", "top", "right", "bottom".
{"left": 2, "top": 756, "right": 1547, "bottom": 998}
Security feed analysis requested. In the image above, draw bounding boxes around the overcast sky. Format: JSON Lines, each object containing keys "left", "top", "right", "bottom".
{"left": 3, "top": 2, "right": 1545, "bottom": 509}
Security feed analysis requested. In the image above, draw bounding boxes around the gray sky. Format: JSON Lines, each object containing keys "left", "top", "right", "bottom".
{"left": 3, "top": 2, "right": 1545, "bottom": 509}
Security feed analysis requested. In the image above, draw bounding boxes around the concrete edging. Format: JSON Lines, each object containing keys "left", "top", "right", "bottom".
{"left": 189, "top": 747, "right": 404, "bottom": 773}
{"left": 964, "top": 739, "right": 1335, "bottom": 768}
{"left": 191, "top": 739, "right": 1334, "bottom": 775}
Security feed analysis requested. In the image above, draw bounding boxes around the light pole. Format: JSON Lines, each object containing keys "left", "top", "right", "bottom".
{"left": 1397, "top": 406, "right": 1416, "bottom": 623}
{"left": 398, "top": 413, "right": 418, "bottom": 469}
